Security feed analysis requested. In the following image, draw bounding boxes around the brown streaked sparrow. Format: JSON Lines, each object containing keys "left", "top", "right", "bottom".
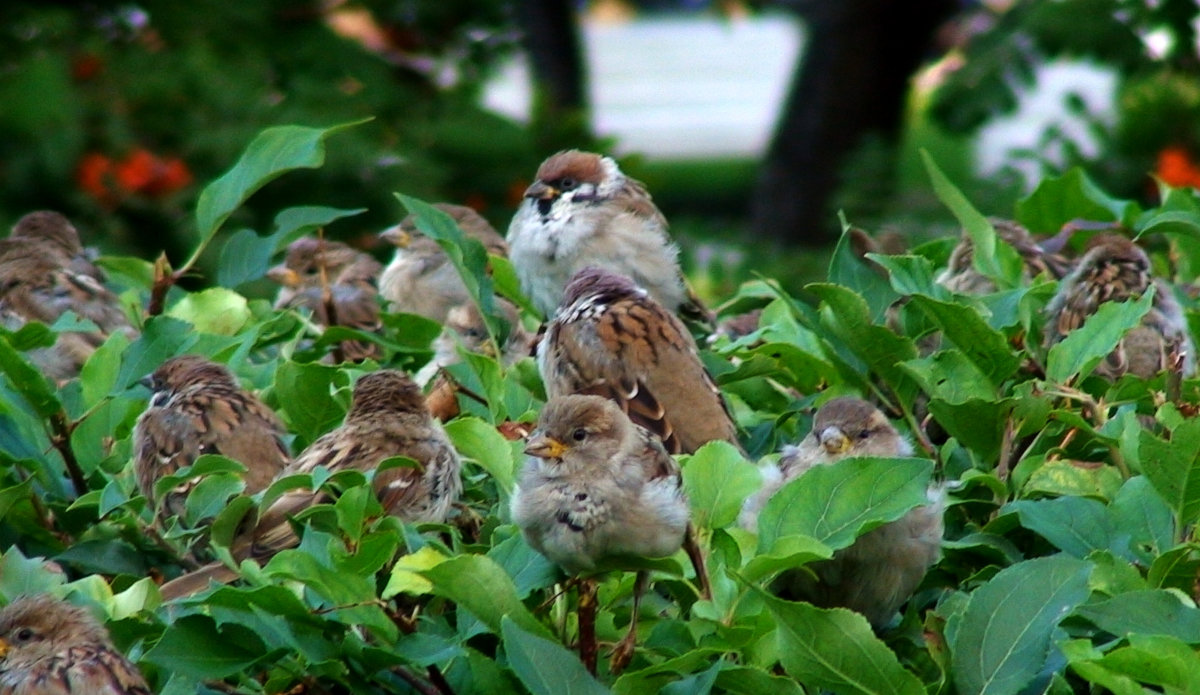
{"left": 538, "top": 267, "right": 740, "bottom": 455}
{"left": 133, "top": 355, "right": 291, "bottom": 523}
{"left": 0, "top": 595, "right": 152, "bottom": 695}
{"left": 507, "top": 150, "right": 710, "bottom": 325}
{"left": 937, "top": 218, "right": 1072, "bottom": 294}
{"left": 160, "top": 369, "right": 461, "bottom": 599}
{"left": 1044, "top": 234, "right": 1195, "bottom": 379}
{"left": 10, "top": 210, "right": 105, "bottom": 283}
{"left": 379, "top": 203, "right": 509, "bottom": 322}
{"left": 268, "top": 238, "right": 384, "bottom": 362}
{"left": 511, "top": 394, "right": 703, "bottom": 673}
{"left": 740, "top": 396, "right": 944, "bottom": 629}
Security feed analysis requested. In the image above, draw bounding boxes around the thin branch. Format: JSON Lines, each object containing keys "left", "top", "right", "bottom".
{"left": 578, "top": 577, "right": 598, "bottom": 676}
{"left": 47, "top": 411, "right": 87, "bottom": 496}
{"left": 390, "top": 666, "right": 444, "bottom": 695}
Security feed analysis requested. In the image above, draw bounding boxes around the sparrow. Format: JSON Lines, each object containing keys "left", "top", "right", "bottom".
{"left": 160, "top": 369, "right": 462, "bottom": 598}
{"left": 1044, "top": 234, "right": 1195, "bottom": 379}
{"left": 133, "top": 355, "right": 291, "bottom": 522}
{"left": 538, "top": 267, "right": 740, "bottom": 455}
{"left": 9, "top": 210, "right": 105, "bottom": 282}
{"left": 0, "top": 237, "right": 134, "bottom": 381}
{"left": 268, "top": 237, "right": 384, "bottom": 362}
{"left": 506, "top": 150, "right": 710, "bottom": 325}
{"left": 937, "top": 218, "right": 1072, "bottom": 294}
{"left": 0, "top": 595, "right": 152, "bottom": 695}
{"left": 511, "top": 394, "right": 699, "bottom": 672}
{"left": 379, "top": 203, "right": 509, "bottom": 323}
{"left": 740, "top": 396, "right": 944, "bottom": 629}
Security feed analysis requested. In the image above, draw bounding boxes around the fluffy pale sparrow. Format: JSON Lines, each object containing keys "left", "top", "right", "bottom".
{"left": 511, "top": 394, "right": 698, "bottom": 672}
{"left": 740, "top": 397, "right": 944, "bottom": 629}
{"left": 10, "top": 210, "right": 104, "bottom": 282}
{"left": 160, "top": 369, "right": 462, "bottom": 598}
{"left": 0, "top": 595, "right": 151, "bottom": 695}
{"left": 937, "top": 218, "right": 1072, "bottom": 294}
{"left": 379, "top": 203, "right": 509, "bottom": 322}
{"left": 268, "top": 238, "right": 384, "bottom": 362}
{"left": 506, "top": 150, "right": 710, "bottom": 325}
{"left": 1044, "top": 234, "right": 1195, "bottom": 379}
{"left": 133, "top": 355, "right": 290, "bottom": 522}
{"left": 538, "top": 267, "right": 740, "bottom": 455}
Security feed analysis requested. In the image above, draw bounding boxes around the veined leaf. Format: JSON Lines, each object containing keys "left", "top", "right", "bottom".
{"left": 681, "top": 440, "right": 757, "bottom": 530}
{"left": 501, "top": 616, "right": 608, "bottom": 695}
{"left": 1045, "top": 288, "right": 1155, "bottom": 383}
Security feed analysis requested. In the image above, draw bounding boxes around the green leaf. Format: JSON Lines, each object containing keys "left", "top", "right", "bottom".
{"left": 114, "top": 316, "right": 198, "bottom": 391}
{"left": 487, "top": 528, "right": 559, "bottom": 599}
{"left": 827, "top": 224, "right": 898, "bottom": 323}
{"left": 681, "top": 441, "right": 757, "bottom": 530}
{"left": 500, "top": 616, "right": 609, "bottom": 695}
{"left": 0, "top": 329, "right": 61, "bottom": 418}
{"left": 922, "top": 151, "right": 1023, "bottom": 288}
{"left": 195, "top": 121, "right": 368, "bottom": 244}
{"left": 1109, "top": 476, "right": 1175, "bottom": 562}
{"left": 444, "top": 417, "right": 518, "bottom": 494}
{"left": 1066, "top": 634, "right": 1200, "bottom": 693}
{"left": 78, "top": 330, "right": 130, "bottom": 408}
{"left": 761, "top": 591, "right": 924, "bottom": 695}
{"left": 1139, "top": 418, "right": 1200, "bottom": 530}
{"left": 217, "top": 207, "right": 368, "bottom": 288}
{"left": 420, "top": 555, "right": 551, "bottom": 639}
{"left": 951, "top": 555, "right": 1092, "bottom": 695}
{"left": 166, "top": 288, "right": 252, "bottom": 335}
{"left": 1007, "top": 497, "right": 1124, "bottom": 559}
{"left": 144, "top": 614, "right": 264, "bottom": 679}
{"left": 273, "top": 361, "right": 346, "bottom": 444}
{"left": 1045, "top": 288, "right": 1155, "bottom": 383}
{"left": 756, "top": 457, "right": 934, "bottom": 554}
{"left": 1016, "top": 167, "right": 1131, "bottom": 233}
{"left": 396, "top": 194, "right": 506, "bottom": 347}
{"left": 1075, "top": 590, "right": 1200, "bottom": 643}
{"left": 909, "top": 296, "right": 1021, "bottom": 382}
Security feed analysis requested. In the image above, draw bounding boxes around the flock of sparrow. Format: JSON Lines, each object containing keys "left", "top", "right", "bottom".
{"left": 0, "top": 148, "right": 1194, "bottom": 692}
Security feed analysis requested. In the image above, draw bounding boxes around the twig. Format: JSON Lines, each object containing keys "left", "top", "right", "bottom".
{"left": 995, "top": 415, "right": 1015, "bottom": 482}
{"left": 391, "top": 666, "right": 444, "bottom": 695}
{"left": 578, "top": 577, "right": 599, "bottom": 676}
{"left": 147, "top": 253, "right": 176, "bottom": 317}
{"left": 47, "top": 411, "right": 87, "bottom": 496}
{"left": 682, "top": 523, "right": 713, "bottom": 600}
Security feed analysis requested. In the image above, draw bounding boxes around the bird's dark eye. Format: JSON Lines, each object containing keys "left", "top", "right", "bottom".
{"left": 559, "top": 177, "right": 578, "bottom": 191}
{"left": 858, "top": 429, "right": 871, "bottom": 440}
{"left": 572, "top": 428, "right": 587, "bottom": 441}
{"left": 14, "top": 627, "right": 34, "bottom": 642}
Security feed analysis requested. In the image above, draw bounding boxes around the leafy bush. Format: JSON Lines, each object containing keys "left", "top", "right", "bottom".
{"left": 2, "top": 122, "right": 1199, "bottom": 694}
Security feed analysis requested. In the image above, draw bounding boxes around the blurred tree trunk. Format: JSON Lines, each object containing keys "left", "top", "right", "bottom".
{"left": 516, "top": 0, "right": 592, "bottom": 146}
{"left": 751, "top": 0, "right": 957, "bottom": 245}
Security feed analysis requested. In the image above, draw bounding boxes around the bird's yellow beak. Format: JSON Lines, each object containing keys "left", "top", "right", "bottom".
{"left": 380, "top": 226, "right": 412, "bottom": 248}
{"left": 266, "top": 264, "right": 301, "bottom": 287}
{"left": 525, "top": 434, "right": 567, "bottom": 459}
{"left": 524, "top": 180, "right": 559, "bottom": 201}
{"left": 819, "top": 426, "right": 852, "bottom": 455}
{"left": 0, "top": 637, "right": 9, "bottom": 658}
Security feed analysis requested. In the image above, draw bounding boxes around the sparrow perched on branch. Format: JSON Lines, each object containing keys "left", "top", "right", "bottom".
{"left": 511, "top": 394, "right": 705, "bottom": 672}
{"left": 538, "top": 267, "right": 739, "bottom": 455}
{"left": 937, "top": 218, "right": 1072, "bottom": 294}
{"left": 133, "top": 355, "right": 290, "bottom": 522}
{"left": 1044, "top": 234, "right": 1194, "bottom": 379}
{"left": 740, "top": 397, "right": 944, "bottom": 629}
{"left": 160, "top": 369, "right": 461, "bottom": 599}
{"left": 0, "top": 232, "right": 134, "bottom": 381}
{"left": 379, "top": 203, "right": 509, "bottom": 323}
{"left": 268, "top": 238, "right": 384, "bottom": 362}
{"left": 0, "top": 595, "right": 151, "bottom": 695}
{"left": 507, "top": 150, "right": 710, "bottom": 325}
{"left": 10, "top": 210, "right": 105, "bottom": 282}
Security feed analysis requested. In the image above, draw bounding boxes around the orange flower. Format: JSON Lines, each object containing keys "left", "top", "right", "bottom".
{"left": 143, "top": 157, "right": 193, "bottom": 196}
{"left": 115, "top": 148, "right": 158, "bottom": 193}
{"left": 1156, "top": 146, "right": 1200, "bottom": 188}
{"left": 76, "top": 152, "right": 118, "bottom": 206}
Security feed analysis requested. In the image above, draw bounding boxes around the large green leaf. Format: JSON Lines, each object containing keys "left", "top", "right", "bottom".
{"left": 1015, "top": 167, "right": 1132, "bottom": 233}
{"left": 194, "top": 121, "right": 368, "bottom": 245}
{"left": 420, "top": 555, "right": 551, "bottom": 639}
{"left": 908, "top": 295, "right": 1021, "bottom": 383}
{"left": 755, "top": 457, "right": 934, "bottom": 554}
{"left": 144, "top": 614, "right": 265, "bottom": 679}
{"left": 1065, "top": 634, "right": 1200, "bottom": 694}
{"left": 217, "top": 206, "right": 367, "bottom": 288}
{"left": 1007, "top": 497, "right": 1124, "bottom": 559}
{"left": 827, "top": 224, "right": 898, "bottom": 323}
{"left": 1139, "top": 418, "right": 1200, "bottom": 530}
{"left": 445, "top": 417, "right": 519, "bottom": 494}
{"left": 681, "top": 441, "right": 758, "bottom": 530}
{"left": 1075, "top": 590, "right": 1200, "bottom": 643}
{"left": 1045, "top": 288, "right": 1155, "bottom": 383}
{"left": 762, "top": 591, "right": 924, "bottom": 695}
{"left": 500, "top": 616, "right": 609, "bottom": 695}
{"left": 951, "top": 555, "right": 1092, "bottom": 695}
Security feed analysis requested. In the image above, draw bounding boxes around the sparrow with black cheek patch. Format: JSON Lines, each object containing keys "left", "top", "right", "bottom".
{"left": 10, "top": 210, "right": 105, "bottom": 282}
{"left": 937, "top": 218, "right": 1072, "bottom": 295}
{"left": 133, "top": 355, "right": 291, "bottom": 523}
{"left": 507, "top": 150, "right": 710, "bottom": 326}
{"left": 511, "top": 394, "right": 702, "bottom": 673}
{"left": 539, "top": 267, "right": 740, "bottom": 455}
{"left": 160, "top": 369, "right": 462, "bottom": 599}
{"left": 268, "top": 238, "right": 384, "bottom": 362}
{"left": 379, "top": 203, "right": 509, "bottom": 323}
{"left": 740, "top": 397, "right": 944, "bottom": 630}
{"left": 1044, "top": 234, "right": 1195, "bottom": 379}
{"left": 0, "top": 595, "right": 152, "bottom": 695}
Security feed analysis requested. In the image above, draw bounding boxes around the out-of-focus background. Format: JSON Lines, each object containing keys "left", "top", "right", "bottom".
{"left": 2, "top": 0, "right": 1198, "bottom": 296}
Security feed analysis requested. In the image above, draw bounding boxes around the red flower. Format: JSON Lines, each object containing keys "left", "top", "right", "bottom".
{"left": 1155, "top": 146, "right": 1200, "bottom": 189}
{"left": 76, "top": 153, "right": 119, "bottom": 206}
